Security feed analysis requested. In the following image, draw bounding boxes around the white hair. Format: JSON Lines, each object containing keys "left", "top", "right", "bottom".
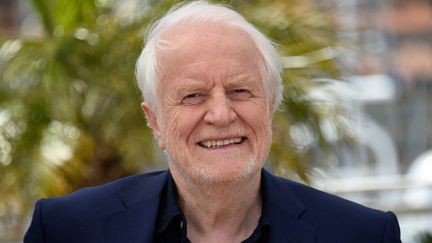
{"left": 135, "top": 0, "right": 283, "bottom": 111}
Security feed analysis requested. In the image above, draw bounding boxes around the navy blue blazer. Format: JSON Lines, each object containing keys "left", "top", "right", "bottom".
{"left": 24, "top": 170, "right": 401, "bottom": 243}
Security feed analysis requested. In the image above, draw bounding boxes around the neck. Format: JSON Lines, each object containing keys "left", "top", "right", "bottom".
{"left": 170, "top": 169, "right": 262, "bottom": 243}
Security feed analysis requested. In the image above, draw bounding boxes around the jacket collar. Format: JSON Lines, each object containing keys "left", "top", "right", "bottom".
{"left": 104, "top": 170, "right": 316, "bottom": 243}
{"left": 262, "top": 169, "right": 316, "bottom": 243}
{"left": 106, "top": 171, "right": 169, "bottom": 243}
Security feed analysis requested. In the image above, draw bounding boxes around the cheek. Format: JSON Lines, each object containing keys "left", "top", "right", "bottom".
{"left": 161, "top": 115, "right": 183, "bottom": 148}
{"left": 239, "top": 103, "right": 273, "bottom": 148}
{"left": 161, "top": 108, "right": 201, "bottom": 148}
{"left": 256, "top": 116, "right": 273, "bottom": 149}
{"left": 242, "top": 101, "right": 272, "bottom": 130}
{"left": 255, "top": 117, "right": 273, "bottom": 163}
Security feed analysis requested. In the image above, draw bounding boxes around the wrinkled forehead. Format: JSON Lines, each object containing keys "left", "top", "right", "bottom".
{"left": 157, "top": 21, "right": 262, "bottom": 64}
{"left": 149, "top": 21, "right": 272, "bottom": 110}
{"left": 155, "top": 22, "right": 264, "bottom": 87}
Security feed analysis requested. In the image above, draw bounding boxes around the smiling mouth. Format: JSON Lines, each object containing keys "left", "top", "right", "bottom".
{"left": 198, "top": 137, "right": 245, "bottom": 149}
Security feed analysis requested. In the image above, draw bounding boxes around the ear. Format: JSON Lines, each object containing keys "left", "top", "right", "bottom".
{"left": 141, "top": 101, "right": 166, "bottom": 150}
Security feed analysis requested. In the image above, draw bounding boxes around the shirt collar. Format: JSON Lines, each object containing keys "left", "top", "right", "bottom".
{"left": 156, "top": 170, "right": 272, "bottom": 234}
{"left": 156, "top": 171, "right": 184, "bottom": 234}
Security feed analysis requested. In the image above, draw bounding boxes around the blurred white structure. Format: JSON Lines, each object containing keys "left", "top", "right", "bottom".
{"left": 299, "top": 75, "right": 432, "bottom": 242}
{"left": 404, "top": 150, "right": 432, "bottom": 208}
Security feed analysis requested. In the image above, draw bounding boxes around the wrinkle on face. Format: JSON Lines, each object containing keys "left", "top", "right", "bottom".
{"left": 149, "top": 22, "right": 274, "bottom": 185}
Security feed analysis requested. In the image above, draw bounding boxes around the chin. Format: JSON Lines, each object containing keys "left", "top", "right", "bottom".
{"left": 190, "top": 158, "right": 262, "bottom": 185}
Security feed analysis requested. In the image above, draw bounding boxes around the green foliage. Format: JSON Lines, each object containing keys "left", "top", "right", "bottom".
{"left": 0, "top": 0, "right": 342, "bottom": 238}
{"left": 419, "top": 232, "right": 432, "bottom": 243}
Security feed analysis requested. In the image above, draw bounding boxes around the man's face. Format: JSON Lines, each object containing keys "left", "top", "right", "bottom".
{"left": 142, "top": 23, "right": 273, "bottom": 184}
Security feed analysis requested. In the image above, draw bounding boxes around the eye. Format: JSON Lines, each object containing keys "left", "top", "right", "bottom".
{"left": 182, "top": 93, "right": 206, "bottom": 105}
{"left": 227, "top": 89, "right": 251, "bottom": 101}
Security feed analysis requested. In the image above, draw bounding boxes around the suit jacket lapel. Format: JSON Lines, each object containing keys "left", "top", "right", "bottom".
{"left": 106, "top": 171, "right": 168, "bottom": 243}
{"left": 105, "top": 170, "right": 315, "bottom": 243}
{"left": 262, "top": 170, "right": 316, "bottom": 243}
{"left": 268, "top": 216, "right": 316, "bottom": 243}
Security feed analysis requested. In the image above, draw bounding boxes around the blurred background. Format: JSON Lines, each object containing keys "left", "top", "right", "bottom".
{"left": 0, "top": 0, "right": 431, "bottom": 242}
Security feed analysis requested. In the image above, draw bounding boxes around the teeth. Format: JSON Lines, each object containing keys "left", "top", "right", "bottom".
{"left": 200, "top": 137, "right": 242, "bottom": 148}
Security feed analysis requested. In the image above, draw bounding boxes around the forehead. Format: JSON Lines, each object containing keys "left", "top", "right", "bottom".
{"left": 157, "top": 22, "right": 262, "bottom": 79}
{"left": 160, "top": 21, "right": 258, "bottom": 53}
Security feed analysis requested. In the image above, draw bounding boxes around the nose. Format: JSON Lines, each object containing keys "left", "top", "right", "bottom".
{"left": 203, "top": 92, "right": 237, "bottom": 127}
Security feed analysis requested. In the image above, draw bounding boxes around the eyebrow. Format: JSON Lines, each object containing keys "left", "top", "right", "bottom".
{"left": 174, "top": 80, "right": 209, "bottom": 97}
{"left": 172, "top": 74, "right": 261, "bottom": 97}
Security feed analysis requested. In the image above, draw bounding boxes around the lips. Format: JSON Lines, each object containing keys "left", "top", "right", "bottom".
{"left": 198, "top": 137, "right": 245, "bottom": 148}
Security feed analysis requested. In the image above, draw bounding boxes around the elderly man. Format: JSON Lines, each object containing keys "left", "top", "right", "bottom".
{"left": 25, "top": 1, "right": 401, "bottom": 242}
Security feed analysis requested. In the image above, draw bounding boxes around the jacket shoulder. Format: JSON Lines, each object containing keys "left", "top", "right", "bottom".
{"left": 266, "top": 172, "right": 401, "bottom": 242}
{"left": 270, "top": 173, "right": 385, "bottom": 216}
{"left": 25, "top": 170, "right": 168, "bottom": 242}
{"left": 40, "top": 170, "right": 167, "bottom": 218}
